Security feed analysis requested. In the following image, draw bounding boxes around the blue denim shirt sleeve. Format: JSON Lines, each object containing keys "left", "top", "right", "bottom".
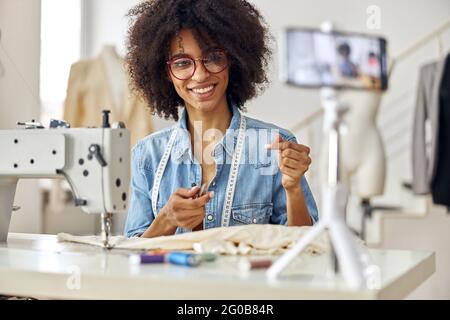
{"left": 124, "top": 144, "right": 154, "bottom": 237}
{"left": 270, "top": 135, "right": 319, "bottom": 225}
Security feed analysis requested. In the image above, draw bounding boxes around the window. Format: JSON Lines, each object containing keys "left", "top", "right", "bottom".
{"left": 40, "top": 0, "right": 82, "bottom": 125}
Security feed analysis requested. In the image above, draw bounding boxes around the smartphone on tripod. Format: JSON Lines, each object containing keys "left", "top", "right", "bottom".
{"left": 281, "top": 27, "right": 388, "bottom": 91}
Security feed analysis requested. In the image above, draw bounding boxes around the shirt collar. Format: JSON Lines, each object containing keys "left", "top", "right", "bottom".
{"left": 172, "top": 103, "right": 242, "bottom": 161}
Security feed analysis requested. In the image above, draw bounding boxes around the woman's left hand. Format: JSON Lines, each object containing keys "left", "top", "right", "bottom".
{"left": 265, "top": 135, "right": 311, "bottom": 191}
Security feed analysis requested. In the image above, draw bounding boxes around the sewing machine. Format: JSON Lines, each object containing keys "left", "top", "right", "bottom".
{"left": 0, "top": 110, "right": 130, "bottom": 248}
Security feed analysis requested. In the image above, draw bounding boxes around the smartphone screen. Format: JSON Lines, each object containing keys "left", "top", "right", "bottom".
{"left": 282, "top": 28, "right": 388, "bottom": 91}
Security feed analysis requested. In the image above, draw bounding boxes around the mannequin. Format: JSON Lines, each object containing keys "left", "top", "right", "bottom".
{"left": 64, "top": 43, "right": 153, "bottom": 145}
{"left": 99, "top": 44, "right": 126, "bottom": 111}
{"left": 320, "top": 90, "right": 386, "bottom": 196}
{"left": 319, "top": 90, "right": 391, "bottom": 238}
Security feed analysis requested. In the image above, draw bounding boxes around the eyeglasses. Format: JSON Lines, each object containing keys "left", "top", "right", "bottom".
{"left": 166, "top": 50, "right": 228, "bottom": 80}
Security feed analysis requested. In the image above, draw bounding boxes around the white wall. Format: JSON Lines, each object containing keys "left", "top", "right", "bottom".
{"left": 83, "top": 0, "right": 450, "bottom": 119}
{"left": 82, "top": 0, "right": 140, "bottom": 58}
{"left": 0, "top": 0, "right": 42, "bottom": 233}
{"left": 247, "top": 0, "right": 450, "bottom": 126}
{"left": 82, "top": 0, "right": 449, "bottom": 132}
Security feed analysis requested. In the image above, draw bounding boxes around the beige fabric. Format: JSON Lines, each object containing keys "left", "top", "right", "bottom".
{"left": 63, "top": 55, "right": 154, "bottom": 147}
{"left": 57, "top": 224, "right": 329, "bottom": 255}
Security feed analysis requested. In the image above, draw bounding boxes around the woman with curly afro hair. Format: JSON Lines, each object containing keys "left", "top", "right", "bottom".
{"left": 124, "top": 0, "right": 318, "bottom": 238}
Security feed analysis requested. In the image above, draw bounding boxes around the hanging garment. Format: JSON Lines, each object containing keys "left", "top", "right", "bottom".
{"left": 63, "top": 51, "right": 154, "bottom": 147}
{"left": 57, "top": 224, "right": 329, "bottom": 256}
{"left": 431, "top": 54, "right": 450, "bottom": 207}
{"left": 412, "top": 54, "right": 448, "bottom": 195}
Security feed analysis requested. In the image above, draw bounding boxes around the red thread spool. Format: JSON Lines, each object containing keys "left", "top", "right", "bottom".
{"left": 239, "top": 259, "right": 272, "bottom": 272}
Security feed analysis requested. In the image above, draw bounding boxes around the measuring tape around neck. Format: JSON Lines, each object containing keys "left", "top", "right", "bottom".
{"left": 220, "top": 114, "right": 246, "bottom": 227}
{"left": 151, "top": 114, "right": 247, "bottom": 228}
{"left": 151, "top": 128, "right": 178, "bottom": 216}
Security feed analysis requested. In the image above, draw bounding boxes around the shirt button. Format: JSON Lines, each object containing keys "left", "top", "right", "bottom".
{"left": 207, "top": 214, "right": 214, "bottom": 221}
{"left": 252, "top": 218, "right": 257, "bottom": 224}
{"left": 212, "top": 181, "right": 216, "bottom": 187}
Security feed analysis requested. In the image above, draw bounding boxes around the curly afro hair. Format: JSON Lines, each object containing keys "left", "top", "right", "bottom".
{"left": 126, "top": 0, "right": 272, "bottom": 121}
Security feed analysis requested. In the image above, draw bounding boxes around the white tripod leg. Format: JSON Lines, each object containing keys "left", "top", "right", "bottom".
{"left": 266, "top": 221, "right": 326, "bottom": 280}
{"left": 349, "top": 230, "right": 372, "bottom": 270}
{"left": 348, "top": 230, "right": 381, "bottom": 289}
{"left": 328, "top": 219, "right": 367, "bottom": 289}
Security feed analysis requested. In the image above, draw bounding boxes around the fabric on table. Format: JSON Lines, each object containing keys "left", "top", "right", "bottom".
{"left": 57, "top": 224, "right": 329, "bottom": 256}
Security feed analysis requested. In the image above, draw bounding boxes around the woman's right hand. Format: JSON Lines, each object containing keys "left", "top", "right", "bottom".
{"left": 159, "top": 186, "right": 213, "bottom": 230}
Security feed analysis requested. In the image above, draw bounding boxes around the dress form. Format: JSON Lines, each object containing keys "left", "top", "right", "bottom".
{"left": 320, "top": 90, "right": 386, "bottom": 197}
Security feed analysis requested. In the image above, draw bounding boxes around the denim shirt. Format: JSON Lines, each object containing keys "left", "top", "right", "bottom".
{"left": 124, "top": 104, "right": 319, "bottom": 237}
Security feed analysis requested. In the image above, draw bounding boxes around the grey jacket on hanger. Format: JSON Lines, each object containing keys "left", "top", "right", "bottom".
{"left": 412, "top": 57, "right": 447, "bottom": 194}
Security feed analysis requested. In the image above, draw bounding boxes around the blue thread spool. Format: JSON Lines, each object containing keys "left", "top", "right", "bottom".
{"left": 167, "top": 252, "right": 201, "bottom": 267}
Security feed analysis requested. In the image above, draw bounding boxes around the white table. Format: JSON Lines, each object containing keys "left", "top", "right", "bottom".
{"left": 0, "top": 233, "right": 435, "bottom": 299}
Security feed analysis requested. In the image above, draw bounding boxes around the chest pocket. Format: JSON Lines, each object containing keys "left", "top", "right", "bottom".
{"left": 230, "top": 203, "right": 272, "bottom": 226}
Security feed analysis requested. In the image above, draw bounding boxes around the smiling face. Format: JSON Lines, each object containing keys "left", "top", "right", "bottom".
{"left": 168, "top": 29, "right": 229, "bottom": 114}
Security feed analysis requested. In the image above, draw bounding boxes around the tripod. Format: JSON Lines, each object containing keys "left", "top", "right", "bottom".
{"left": 266, "top": 88, "right": 376, "bottom": 290}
